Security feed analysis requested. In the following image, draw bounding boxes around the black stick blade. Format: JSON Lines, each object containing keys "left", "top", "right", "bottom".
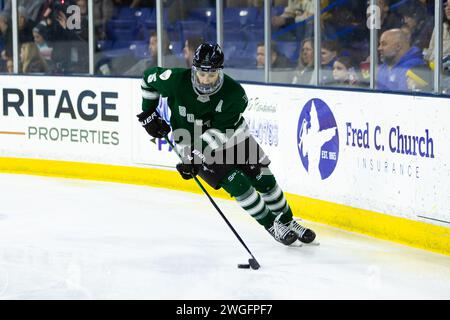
{"left": 248, "top": 258, "right": 260, "bottom": 270}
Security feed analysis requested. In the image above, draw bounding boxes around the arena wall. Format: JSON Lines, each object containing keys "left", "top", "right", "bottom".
{"left": 0, "top": 75, "right": 449, "bottom": 256}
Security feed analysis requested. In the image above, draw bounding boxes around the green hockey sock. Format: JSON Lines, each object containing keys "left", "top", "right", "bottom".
{"left": 220, "top": 169, "right": 274, "bottom": 227}
{"left": 250, "top": 168, "right": 294, "bottom": 225}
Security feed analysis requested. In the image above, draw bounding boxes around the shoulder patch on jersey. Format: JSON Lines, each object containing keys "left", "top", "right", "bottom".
{"left": 147, "top": 73, "right": 157, "bottom": 83}
{"left": 159, "top": 70, "right": 172, "bottom": 80}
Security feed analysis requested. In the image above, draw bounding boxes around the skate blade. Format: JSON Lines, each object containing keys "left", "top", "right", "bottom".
{"left": 287, "top": 240, "right": 320, "bottom": 247}
{"left": 301, "top": 240, "right": 320, "bottom": 246}
{"left": 292, "top": 240, "right": 320, "bottom": 247}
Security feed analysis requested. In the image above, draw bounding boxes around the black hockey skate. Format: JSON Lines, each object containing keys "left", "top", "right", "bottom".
{"left": 266, "top": 219, "right": 298, "bottom": 246}
{"left": 288, "top": 219, "right": 316, "bottom": 244}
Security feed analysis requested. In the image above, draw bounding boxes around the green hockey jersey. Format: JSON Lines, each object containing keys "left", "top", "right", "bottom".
{"left": 141, "top": 67, "right": 249, "bottom": 148}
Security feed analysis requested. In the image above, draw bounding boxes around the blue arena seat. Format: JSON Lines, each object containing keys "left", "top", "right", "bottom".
{"left": 134, "top": 8, "right": 154, "bottom": 21}
{"left": 115, "top": 6, "right": 137, "bottom": 19}
{"left": 102, "top": 46, "right": 133, "bottom": 59}
{"left": 115, "top": 6, "right": 153, "bottom": 20}
{"left": 242, "top": 24, "right": 264, "bottom": 42}
{"left": 111, "top": 28, "right": 136, "bottom": 41}
{"left": 107, "top": 19, "right": 136, "bottom": 30}
{"left": 188, "top": 7, "right": 216, "bottom": 24}
{"left": 244, "top": 41, "right": 259, "bottom": 59}
{"left": 227, "top": 56, "right": 256, "bottom": 68}
{"left": 272, "top": 6, "right": 285, "bottom": 16}
{"left": 139, "top": 19, "right": 157, "bottom": 35}
{"left": 113, "top": 40, "right": 133, "bottom": 50}
{"left": 96, "top": 40, "right": 114, "bottom": 51}
{"left": 107, "top": 18, "right": 137, "bottom": 41}
{"left": 276, "top": 41, "right": 299, "bottom": 62}
{"left": 169, "top": 41, "right": 183, "bottom": 57}
{"left": 223, "top": 7, "right": 259, "bottom": 27}
{"left": 223, "top": 41, "right": 247, "bottom": 63}
{"left": 136, "top": 8, "right": 158, "bottom": 30}
{"left": 254, "top": 6, "right": 284, "bottom": 25}
{"left": 223, "top": 24, "right": 247, "bottom": 41}
{"left": 225, "top": 41, "right": 258, "bottom": 68}
{"left": 110, "top": 7, "right": 157, "bottom": 41}
{"left": 134, "top": 11, "right": 174, "bottom": 41}
{"left": 177, "top": 20, "right": 208, "bottom": 43}
{"left": 129, "top": 41, "right": 149, "bottom": 59}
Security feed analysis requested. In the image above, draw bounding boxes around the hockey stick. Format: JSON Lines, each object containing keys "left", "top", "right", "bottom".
{"left": 163, "top": 135, "right": 261, "bottom": 270}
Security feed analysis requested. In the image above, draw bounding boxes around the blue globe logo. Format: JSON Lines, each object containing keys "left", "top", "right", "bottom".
{"left": 297, "top": 98, "right": 339, "bottom": 180}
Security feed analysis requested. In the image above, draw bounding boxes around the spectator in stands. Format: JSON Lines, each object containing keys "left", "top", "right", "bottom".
{"left": 360, "top": 0, "right": 403, "bottom": 63}
{"left": 320, "top": 40, "right": 339, "bottom": 84}
{"left": 71, "top": 0, "right": 89, "bottom": 42}
{"left": 33, "top": 0, "right": 51, "bottom": 25}
{"left": 331, "top": 56, "right": 359, "bottom": 87}
{"left": 20, "top": 41, "right": 48, "bottom": 73}
{"left": 271, "top": 0, "right": 314, "bottom": 29}
{"left": 0, "top": 50, "right": 9, "bottom": 65}
{"left": 1, "top": 0, "right": 45, "bottom": 24}
{"left": 124, "top": 31, "right": 183, "bottom": 76}
{"left": 0, "top": 12, "right": 12, "bottom": 59}
{"left": 397, "top": 0, "right": 434, "bottom": 51}
{"left": 18, "top": 6, "right": 34, "bottom": 44}
{"left": 366, "top": 0, "right": 402, "bottom": 34}
{"left": 256, "top": 42, "right": 294, "bottom": 69}
{"left": 32, "top": 22, "right": 52, "bottom": 61}
{"left": 94, "top": 0, "right": 116, "bottom": 41}
{"left": 6, "top": 57, "right": 13, "bottom": 73}
{"left": 123, "top": 32, "right": 158, "bottom": 76}
{"left": 292, "top": 38, "right": 314, "bottom": 85}
{"left": 424, "top": 1, "right": 450, "bottom": 64}
{"left": 324, "top": 3, "right": 362, "bottom": 42}
{"left": 183, "top": 36, "right": 204, "bottom": 67}
{"left": 41, "top": 0, "right": 89, "bottom": 73}
{"left": 359, "top": 59, "right": 370, "bottom": 83}
{"left": 418, "top": 0, "right": 434, "bottom": 15}
{"left": 377, "top": 28, "right": 427, "bottom": 91}
{"left": 256, "top": 43, "right": 264, "bottom": 68}
{"left": 35, "top": 1, "right": 73, "bottom": 72}
{"left": 321, "top": 40, "right": 339, "bottom": 68}
{"left": 406, "top": 65, "right": 432, "bottom": 92}
{"left": 271, "top": 1, "right": 328, "bottom": 40}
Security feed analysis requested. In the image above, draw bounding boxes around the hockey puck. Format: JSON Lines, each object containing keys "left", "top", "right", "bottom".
{"left": 237, "top": 263, "right": 250, "bottom": 269}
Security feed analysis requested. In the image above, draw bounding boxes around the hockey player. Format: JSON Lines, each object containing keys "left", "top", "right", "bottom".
{"left": 137, "top": 43, "right": 316, "bottom": 246}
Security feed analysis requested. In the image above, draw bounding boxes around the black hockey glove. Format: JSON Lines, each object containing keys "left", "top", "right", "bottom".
{"left": 137, "top": 109, "right": 171, "bottom": 139}
{"left": 176, "top": 148, "right": 206, "bottom": 180}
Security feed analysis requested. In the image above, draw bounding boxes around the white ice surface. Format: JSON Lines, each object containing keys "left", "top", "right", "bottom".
{"left": 0, "top": 173, "right": 448, "bottom": 300}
